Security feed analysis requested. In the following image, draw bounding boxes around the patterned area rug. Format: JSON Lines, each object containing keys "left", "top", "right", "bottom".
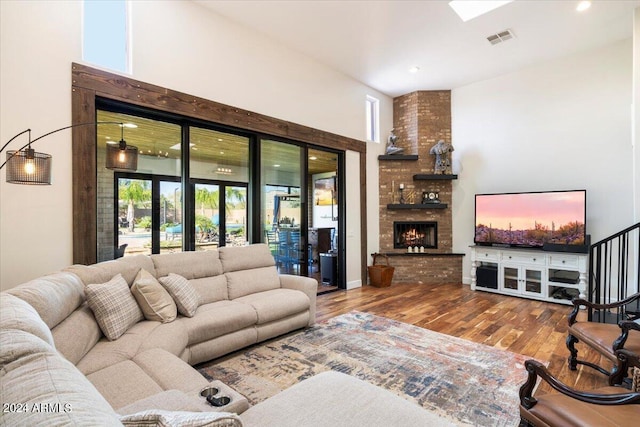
{"left": 198, "top": 311, "right": 531, "bottom": 427}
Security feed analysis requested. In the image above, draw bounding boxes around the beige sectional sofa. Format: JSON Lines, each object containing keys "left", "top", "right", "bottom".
{"left": 1, "top": 243, "right": 456, "bottom": 426}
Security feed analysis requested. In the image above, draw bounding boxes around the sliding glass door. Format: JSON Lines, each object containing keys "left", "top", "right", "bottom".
{"left": 193, "top": 182, "right": 247, "bottom": 250}
{"left": 259, "top": 139, "right": 343, "bottom": 288}
{"left": 116, "top": 176, "right": 182, "bottom": 256}
{"left": 308, "top": 148, "right": 340, "bottom": 288}
{"left": 261, "top": 140, "right": 305, "bottom": 275}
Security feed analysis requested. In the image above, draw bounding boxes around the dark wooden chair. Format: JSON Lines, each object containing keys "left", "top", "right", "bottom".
{"left": 566, "top": 292, "right": 640, "bottom": 385}
{"left": 519, "top": 349, "right": 640, "bottom": 427}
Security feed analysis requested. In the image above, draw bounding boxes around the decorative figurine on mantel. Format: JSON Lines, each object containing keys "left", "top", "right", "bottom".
{"left": 385, "top": 129, "right": 404, "bottom": 155}
{"left": 429, "top": 140, "right": 454, "bottom": 174}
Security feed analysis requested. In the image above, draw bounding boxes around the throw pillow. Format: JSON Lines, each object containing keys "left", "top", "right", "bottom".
{"left": 85, "top": 274, "right": 144, "bottom": 340}
{"left": 131, "top": 269, "right": 177, "bottom": 323}
{"left": 120, "top": 410, "right": 242, "bottom": 427}
{"left": 159, "top": 273, "right": 200, "bottom": 317}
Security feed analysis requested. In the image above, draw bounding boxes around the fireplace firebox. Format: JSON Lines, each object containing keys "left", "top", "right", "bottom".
{"left": 393, "top": 221, "right": 437, "bottom": 249}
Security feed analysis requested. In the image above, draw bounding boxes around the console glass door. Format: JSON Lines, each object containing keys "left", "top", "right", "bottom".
{"left": 524, "top": 268, "right": 543, "bottom": 295}
{"left": 502, "top": 266, "right": 519, "bottom": 292}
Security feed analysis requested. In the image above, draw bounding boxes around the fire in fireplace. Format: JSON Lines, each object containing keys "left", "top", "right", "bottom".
{"left": 393, "top": 221, "right": 437, "bottom": 249}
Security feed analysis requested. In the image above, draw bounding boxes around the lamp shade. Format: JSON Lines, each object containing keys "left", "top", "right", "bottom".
{"left": 5, "top": 149, "right": 52, "bottom": 184}
{"left": 106, "top": 143, "right": 138, "bottom": 171}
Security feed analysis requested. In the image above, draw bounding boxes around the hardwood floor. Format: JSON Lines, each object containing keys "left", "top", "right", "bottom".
{"left": 316, "top": 283, "right": 613, "bottom": 395}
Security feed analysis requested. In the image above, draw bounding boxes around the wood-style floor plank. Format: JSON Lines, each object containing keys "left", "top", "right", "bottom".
{"left": 316, "top": 283, "right": 613, "bottom": 395}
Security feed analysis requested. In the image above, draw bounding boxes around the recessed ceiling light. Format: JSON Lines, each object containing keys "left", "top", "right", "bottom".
{"left": 309, "top": 156, "right": 318, "bottom": 160}
{"left": 121, "top": 123, "right": 138, "bottom": 129}
{"left": 220, "top": 151, "right": 225, "bottom": 155}
{"left": 274, "top": 164, "right": 281, "bottom": 168}
{"left": 449, "top": 0, "right": 513, "bottom": 22}
{"left": 576, "top": 1, "right": 591, "bottom": 12}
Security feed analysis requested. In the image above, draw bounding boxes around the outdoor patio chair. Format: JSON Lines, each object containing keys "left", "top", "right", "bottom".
{"left": 114, "top": 243, "right": 128, "bottom": 259}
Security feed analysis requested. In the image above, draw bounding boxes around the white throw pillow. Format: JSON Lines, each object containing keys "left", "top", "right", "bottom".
{"left": 159, "top": 273, "right": 200, "bottom": 317}
{"left": 120, "top": 410, "right": 242, "bottom": 427}
{"left": 131, "top": 269, "right": 177, "bottom": 323}
{"left": 85, "top": 274, "right": 144, "bottom": 340}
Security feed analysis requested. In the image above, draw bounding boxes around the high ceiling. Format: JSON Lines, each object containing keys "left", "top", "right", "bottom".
{"left": 97, "top": 111, "right": 338, "bottom": 176}
{"left": 196, "top": 0, "right": 639, "bottom": 97}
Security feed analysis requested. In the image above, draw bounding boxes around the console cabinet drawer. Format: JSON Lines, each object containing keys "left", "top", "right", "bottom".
{"left": 502, "top": 252, "right": 545, "bottom": 266}
{"left": 548, "top": 254, "right": 580, "bottom": 268}
{"left": 476, "top": 250, "right": 499, "bottom": 261}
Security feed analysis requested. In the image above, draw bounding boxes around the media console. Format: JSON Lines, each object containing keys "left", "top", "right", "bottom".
{"left": 470, "top": 246, "right": 588, "bottom": 305}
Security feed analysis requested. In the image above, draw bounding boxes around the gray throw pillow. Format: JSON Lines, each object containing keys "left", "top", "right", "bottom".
{"left": 85, "top": 274, "right": 144, "bottom": 340}
{"left": 159, "top": 273, "right": 200, "bottom": 317}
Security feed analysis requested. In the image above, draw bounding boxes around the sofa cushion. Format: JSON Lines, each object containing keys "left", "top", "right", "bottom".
{"left": 138, "top": 319, "right": 190, "bottom": 358}
{"left": 116, "top": 390, "right": 205, "bottom": 415}
{"left": 132, "top": 269, "right": 177, "bottom": 323}
{"left": 226, "top": 267, "right": 280, "bottom": 300}
{"left": 66, "top": 254, "right": 156, "bottom": 287}
{"left": 190, "top": 275, "right": 229, "bottom": 305}
{"left": 5, "top": 272, "right": 85, "bottom": 329}
{"left": 186, "top": 328, "right": 258, "bottom": 366}
{"left": 0, "top": 329, "right": 54, "bottom": 369}
{"left": 218, "top": 243, "right": 274, "bottom": 272}
{"left": 86, "top": 359, "right": 164, "bottom": 410}
{"left": 234, "top": 289, "right": 310, "bottom": 324}
{"left": 86, "top": 274, "right": 145, "bottom": 341}
{"left": 51, "top": 303, "right": 102, "bottom": 365}
{"left": 255, "top": 312, "right": 310, "bottom": 342}
{"left": 0, "top": 293, "right": 55, "bottom": 347}
{"left": 159, "top": 273, "right": 200, "bottom": 317}
{"left": 87, "top": 349, "right": 209, "bottom": 412}
{"left": 120, "top": 410, "right": 242, "bottom": 427}
{"left": 178, "top": 300, "right": 257, "bottom": 346}
{"left": 1, "top": 351, "right": 122, "bottom": 426}
{"left": 152, "top": 250, "right": 224, "bottom": 280}
{"left": 240, "top": 371, "right": 458, "bottom": 427}
{"left": 132, "top": 348, "right": 209, "bottom": 392}
{"left": 77, "top": 320, "right": 187, "bottom": 375}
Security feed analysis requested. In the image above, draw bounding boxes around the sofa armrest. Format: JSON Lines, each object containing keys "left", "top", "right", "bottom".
{"left": 279, "top": 274, "right": 318, "bottom": 326}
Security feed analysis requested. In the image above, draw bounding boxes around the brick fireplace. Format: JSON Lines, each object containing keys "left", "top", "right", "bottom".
{"left": 377, "top": 90, "right": 464, "bottom": 285}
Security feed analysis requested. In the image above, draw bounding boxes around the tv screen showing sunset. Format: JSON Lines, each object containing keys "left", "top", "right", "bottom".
{"left": 475, "top": 191, "right": 586, "bottom": 247}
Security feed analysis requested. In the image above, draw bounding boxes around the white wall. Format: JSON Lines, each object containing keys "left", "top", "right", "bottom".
{"left": 0, "top": 0, "right": 392, "bottom": 290}
{"left": 452, "top": 39, "right": 635, "bottom": 284}
{"left": 634, "top": 8, "right": 640, "bottom": 222}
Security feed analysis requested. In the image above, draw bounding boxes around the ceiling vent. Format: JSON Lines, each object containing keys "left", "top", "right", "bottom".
{"left": 487, "top": 29, "right": 515, "bottom": 45}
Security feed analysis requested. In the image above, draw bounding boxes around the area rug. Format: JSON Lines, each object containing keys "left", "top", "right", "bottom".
{"left": 198, "top": 311, "right": 532, "bottom": 427}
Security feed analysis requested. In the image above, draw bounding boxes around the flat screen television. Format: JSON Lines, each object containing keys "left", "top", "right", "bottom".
{"left": 474, "top": 190, "right": 586, "bottom": 249}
